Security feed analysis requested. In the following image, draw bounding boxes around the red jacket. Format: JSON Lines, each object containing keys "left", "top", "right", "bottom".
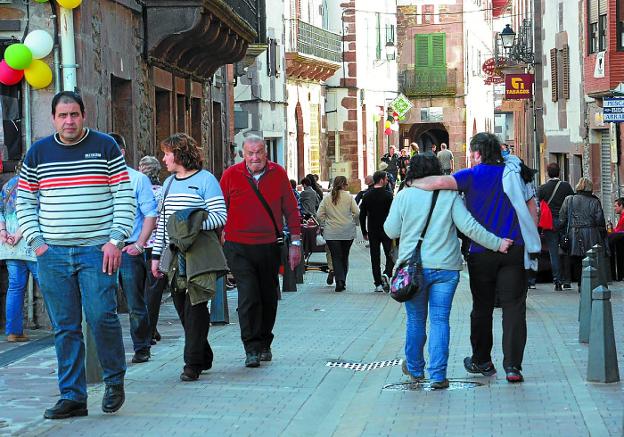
{"left": 220, "top": 161, "right": 301, "bottom": 245}
{"left": 615, "top": 214, "right": 624, "bottom": 233}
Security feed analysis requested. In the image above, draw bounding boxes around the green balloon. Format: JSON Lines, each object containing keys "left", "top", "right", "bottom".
{"left": 4, "top": 44, "right": 32, "bottom": 70}
{"left": 34, "top": 0, "right": 49, "bottom": 2}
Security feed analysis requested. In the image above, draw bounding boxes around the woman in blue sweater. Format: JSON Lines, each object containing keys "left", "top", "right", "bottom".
{"left": 384, "top": 154, "right": 511, "bottom": 389}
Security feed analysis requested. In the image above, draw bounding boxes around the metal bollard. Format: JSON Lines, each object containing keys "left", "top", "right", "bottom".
{"left": 579, "top": 254, "right": 598, "bottom": 343}
{"left": 587, "top": 285, "right": 620, "bottom": 383}
{"left": 295, "top": 256, "right": 305, "bottom": 284}
{"left": 592, "top": 244, "right": 609, "bottom": 286}
{"left": 281, "top": 243, "right": 297, "bottom": 292}
{"left": 210, "top": 275, "right": 229, "bottom": 325}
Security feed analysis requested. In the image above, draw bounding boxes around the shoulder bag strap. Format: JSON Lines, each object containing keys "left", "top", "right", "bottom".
{"left": 158, "top": 176, "right": 176, "bottom": 254}
{"left": 546, "top": 180, "right": 562, "bottom": 206}
{"left": 246, "top": 177, "right": 281, "bottom": 240}
{"left": 409, "top": 190, "right": 440, "bottom": 264}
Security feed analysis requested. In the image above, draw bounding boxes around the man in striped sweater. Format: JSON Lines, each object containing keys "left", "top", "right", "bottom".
{"left": 16, "top": 91, "right": 135, "bottom": 419}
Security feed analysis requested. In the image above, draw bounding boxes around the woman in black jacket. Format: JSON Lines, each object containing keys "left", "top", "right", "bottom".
{"left": 559, "top": 177, "right": 607, "bottom": 288}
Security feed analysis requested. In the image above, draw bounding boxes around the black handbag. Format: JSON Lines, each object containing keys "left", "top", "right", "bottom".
{"left": 389, "top": 191, "right": 439, "bottom": 303}
{"left": 559, "top": 195, "right": 573, "bottom": 253}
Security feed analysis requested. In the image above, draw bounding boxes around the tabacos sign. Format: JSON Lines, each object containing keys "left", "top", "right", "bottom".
{"left": 504, "top": 74, "right": 533, "bottom": 100}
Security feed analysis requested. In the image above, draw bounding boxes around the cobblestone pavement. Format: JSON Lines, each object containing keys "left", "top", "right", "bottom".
{"left": 1, "top": 239, "right": 623, "bottom": 436}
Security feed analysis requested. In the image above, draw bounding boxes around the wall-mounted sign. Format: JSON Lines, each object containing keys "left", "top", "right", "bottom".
{"left": 390, "top": 94, "right": 413, "bottom": 118}
{"left": 603, "top": 97, "right": 624, "bottom": 122}
{"left": 504, "top": 74, "right": 533, "bottom": 100}
{"left": 594, "top": 51, "right": 605, "bottom": 78}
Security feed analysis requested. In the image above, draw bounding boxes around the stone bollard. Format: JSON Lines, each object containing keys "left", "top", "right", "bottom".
{"left": 587, "top": 285, "right": 620, "bottom": 383}
{"left": 281, "top": 243, "right": 297, "bottom": 292}
{"left": 592, "top": 244, "right": 609, "bottom": 286}
{"left": 579, "top": 255, "right": 598, "bottom": 343}
{"left": 210, "top": 276, "right": 229, "bottom": 325}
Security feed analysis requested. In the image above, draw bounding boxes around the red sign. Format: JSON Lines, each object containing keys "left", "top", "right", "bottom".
{"left": 504, "top": 74, "right": 534, "bottom": 100}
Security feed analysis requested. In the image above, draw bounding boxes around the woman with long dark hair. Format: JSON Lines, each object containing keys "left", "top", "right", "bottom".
{"left": 317, "top": 176, "right": 359, "bottom": 292}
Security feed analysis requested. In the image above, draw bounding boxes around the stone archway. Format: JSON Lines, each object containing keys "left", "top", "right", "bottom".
{"left": 407, "top": 123, "right": 449, "bottom": 153}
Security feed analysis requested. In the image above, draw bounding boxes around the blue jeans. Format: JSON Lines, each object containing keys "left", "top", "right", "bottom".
{"left": 118, "top": 251, "right": 151, "bottom": 352}
{"left": 37, "top": 245, "right": 126, "bottom": 402}
{"left": 4, "top": 260, "right": 38, "bottom": 335}
{"left": 543, "top": 217, "right": 562, "bottom": 283}
{"left": 404, "top": 269, "right": 460, "bottom": 382}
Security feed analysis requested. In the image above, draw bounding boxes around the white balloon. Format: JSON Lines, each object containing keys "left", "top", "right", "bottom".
{"left": 24, "top": 30, "right": 54, "bottom": 60}
{"left": 390, "top": 122, "right": 399, "bottom": 131}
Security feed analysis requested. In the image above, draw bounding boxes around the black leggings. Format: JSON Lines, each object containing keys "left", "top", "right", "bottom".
{"left": 326, "top": 240, "right": 354, "bottom": 284}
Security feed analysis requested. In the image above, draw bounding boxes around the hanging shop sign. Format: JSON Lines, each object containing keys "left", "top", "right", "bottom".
{"left": 504, "top": 74, "right": 533, "bottom": 100}
{"left": 603, "top": 97, "right": 624, "bottom": 122}
{"left": 389, "top": 94, "right": 413, "bottom": 118}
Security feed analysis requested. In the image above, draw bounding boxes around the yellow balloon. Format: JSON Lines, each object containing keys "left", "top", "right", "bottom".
{"left": 57, "top": 0, "right": 82, "bottom": 8}
{"left": 24, "top": 59, "right": 53, "bottom": 89}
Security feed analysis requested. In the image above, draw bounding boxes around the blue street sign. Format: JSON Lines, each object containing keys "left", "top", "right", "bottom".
{"left": 603, "top": 98, "right": 624, "bottom": 122}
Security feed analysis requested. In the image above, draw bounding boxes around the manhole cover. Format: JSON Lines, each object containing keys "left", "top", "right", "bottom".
{"left": 326, "top": 359, "right": 402, "bottom": 371}
{"left": 383, "top": 380, "right": 484, "bottom": 391}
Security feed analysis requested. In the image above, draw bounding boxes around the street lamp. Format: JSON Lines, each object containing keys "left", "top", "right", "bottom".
{"left": 385, "top": 41, "right": 396, "bottom": 61}
{"left": 499, "top": 24, "right": 516, "bottom": 50}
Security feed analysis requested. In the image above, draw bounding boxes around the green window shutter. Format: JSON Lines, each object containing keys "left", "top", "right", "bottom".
{"left": 415, "top": 34, "right": 430, "bottom": 67}
{"left": 431, "top": 33, "right": 446, "bottom": 67}
{"left": 376, "top": 13, "right": 382, "bottom": 60}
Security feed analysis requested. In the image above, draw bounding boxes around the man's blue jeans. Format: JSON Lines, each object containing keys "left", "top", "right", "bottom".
{"left": 118, "top": 251, "right": 151, "bottom": 352}
{"left": 404, "top": 269, "right": 460, "bottom": 382}
{"left": 37, "top": 245, "right": 126, "bottom": 402}
{"left": 543, "top": 217, "right": 562, "bottom": 283}
{"left": 5, "top": 260, "right": 38, "bottom": 335}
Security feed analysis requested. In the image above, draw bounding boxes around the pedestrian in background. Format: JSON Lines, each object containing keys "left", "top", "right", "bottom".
{"left": 151, "top": 133, "right": 227, "bottom": 382}
{"left": 559, "top": 177, "right": 607, "bottom": 289}
{"left": 437, "top": 143, "right": 454, "bottom": 175}
{"left": 17, "top": 91, "right": 135, "bottom": 419}
{"left": 138, "top": 155, "right": 167, "bottom": 344}
{"left": 306, "top": 173, "right": 325, "bottom": 201}
{"left": 109, "top": 133, "right": 157, "bottom": 365}
{"left": 537, "top": 163, "right": 574, "bottom": 290}
{"left": 398, "top": 148, "right": 411, "bottom": 182}
{"left": 1, "top": 160, "right": 38, "bottom": 343}
{"left": 317, "top": 176, "right": 359, "bottom": 292}
{"left": 410, "top": 142, "right": 419, "bottom": 157}
{"left": 221, "top": 135, "right": 301, "bottom": 368}
{"left": 411, "top": 132, "right": 537, "bottom": 383}
{"left": 355, "top": 175, "right": 373, "bottom": 206}
{"left": 299, "top": 176, "right": 320, "bottom": 218}
{"left": 385, "top": 153, "right": 511, "bottom": 389}
{"left": 359, "top": 171, "right": 394, "bottom": 292}
{"left": 381, "top": 146, "right": 399, "bottom": 191}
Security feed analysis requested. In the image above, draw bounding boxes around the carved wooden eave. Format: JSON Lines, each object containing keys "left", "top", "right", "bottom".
{"left": 285, "top": 52, "right": 341, "bottom": 82}
{"left": 145, "top": 0, "right": 257, "bottom": 79}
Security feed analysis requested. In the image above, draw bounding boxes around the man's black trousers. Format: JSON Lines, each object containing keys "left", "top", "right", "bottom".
{"left": 224, "top": 241, "right": 281, "bottom": 354}
{"left": 467, "top": 245, "right": 527, "bottom": 370}
{"left": 368, "top": 233, "right": 394, "bottom": 286}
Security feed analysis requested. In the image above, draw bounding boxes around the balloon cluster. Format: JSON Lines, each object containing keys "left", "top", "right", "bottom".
{"left": 0, "top": 30, "right": 53, "bottom": 89}
{"left": 35, "top": 0, "right": 83, "bottom": 8}
{"left": 384, "top": 111, "right": 400, "bottom": 135}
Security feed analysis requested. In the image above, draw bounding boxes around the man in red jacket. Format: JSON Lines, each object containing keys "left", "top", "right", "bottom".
{"left": 220, "top": 135, "right": 301, "bottom": 368}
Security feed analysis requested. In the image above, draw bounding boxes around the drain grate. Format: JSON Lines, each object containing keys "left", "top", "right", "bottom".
{"left": 383, "top": 380, "right": 484, "bottom": 391}
{"left": 326, "top": 359, "right": 402, "bottom": 371}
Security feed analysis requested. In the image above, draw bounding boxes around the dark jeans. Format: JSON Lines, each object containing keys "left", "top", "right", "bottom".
{"left": 144, "top": 249, "right": 167, "bottom": 338}
{"left": 171, "top": 291, "right": 212, "bottom": 371}
{"left": 467, "top": 245, "right": 527, "bottom": 370}
{"left": 224, "top": 241, "right": 281, "bottom": 354}
{"left": 368, "top": 233, "right": 394, "bottom": 286}
{"left": 543, "top": 217, "right": 563, "bottom": 284}
{"left": 118, "top": 250, "right": 151, "bottom": 352}
{"left": 37, "top": 245, "right": 125, "bottom": 402}
{"left": 326, "top": 240, "right": 354, "bottom": 284}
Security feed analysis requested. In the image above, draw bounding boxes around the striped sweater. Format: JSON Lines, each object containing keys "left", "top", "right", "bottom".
{"left": 16, "top": 129, "right": 136, "bottom": 250}
{"left": 151, "top": 170, "right": 227, "bottom": 259}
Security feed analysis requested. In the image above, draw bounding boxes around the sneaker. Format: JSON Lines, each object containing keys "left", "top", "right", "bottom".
{"left": 505, "top": 367, "right": 524, "bottom": 383}
{"left": 326, "top": 270, "right": 334, "bottom": 285}
{"left": 401, "top": 360, "right": 424, "bottom": 382}
{"left": 430, "top": 379, "right": 449, "bottom": 390}
{"left": 463, "top": 356, "right": 497, "bottom": 376}
{"left": 259, "top": 348, "right": 272, "bottom": 361}
{"left": 562, "top": 283, "right": 572, "bottom": 290}
{"left": 554, "top": 282, "right": 563, "bottom": 291}
{"left": 374, "top": 285, "right": 384, "bottom": 293}
{"left": 381, "top": 274, "right": 390, "bottom": 292}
